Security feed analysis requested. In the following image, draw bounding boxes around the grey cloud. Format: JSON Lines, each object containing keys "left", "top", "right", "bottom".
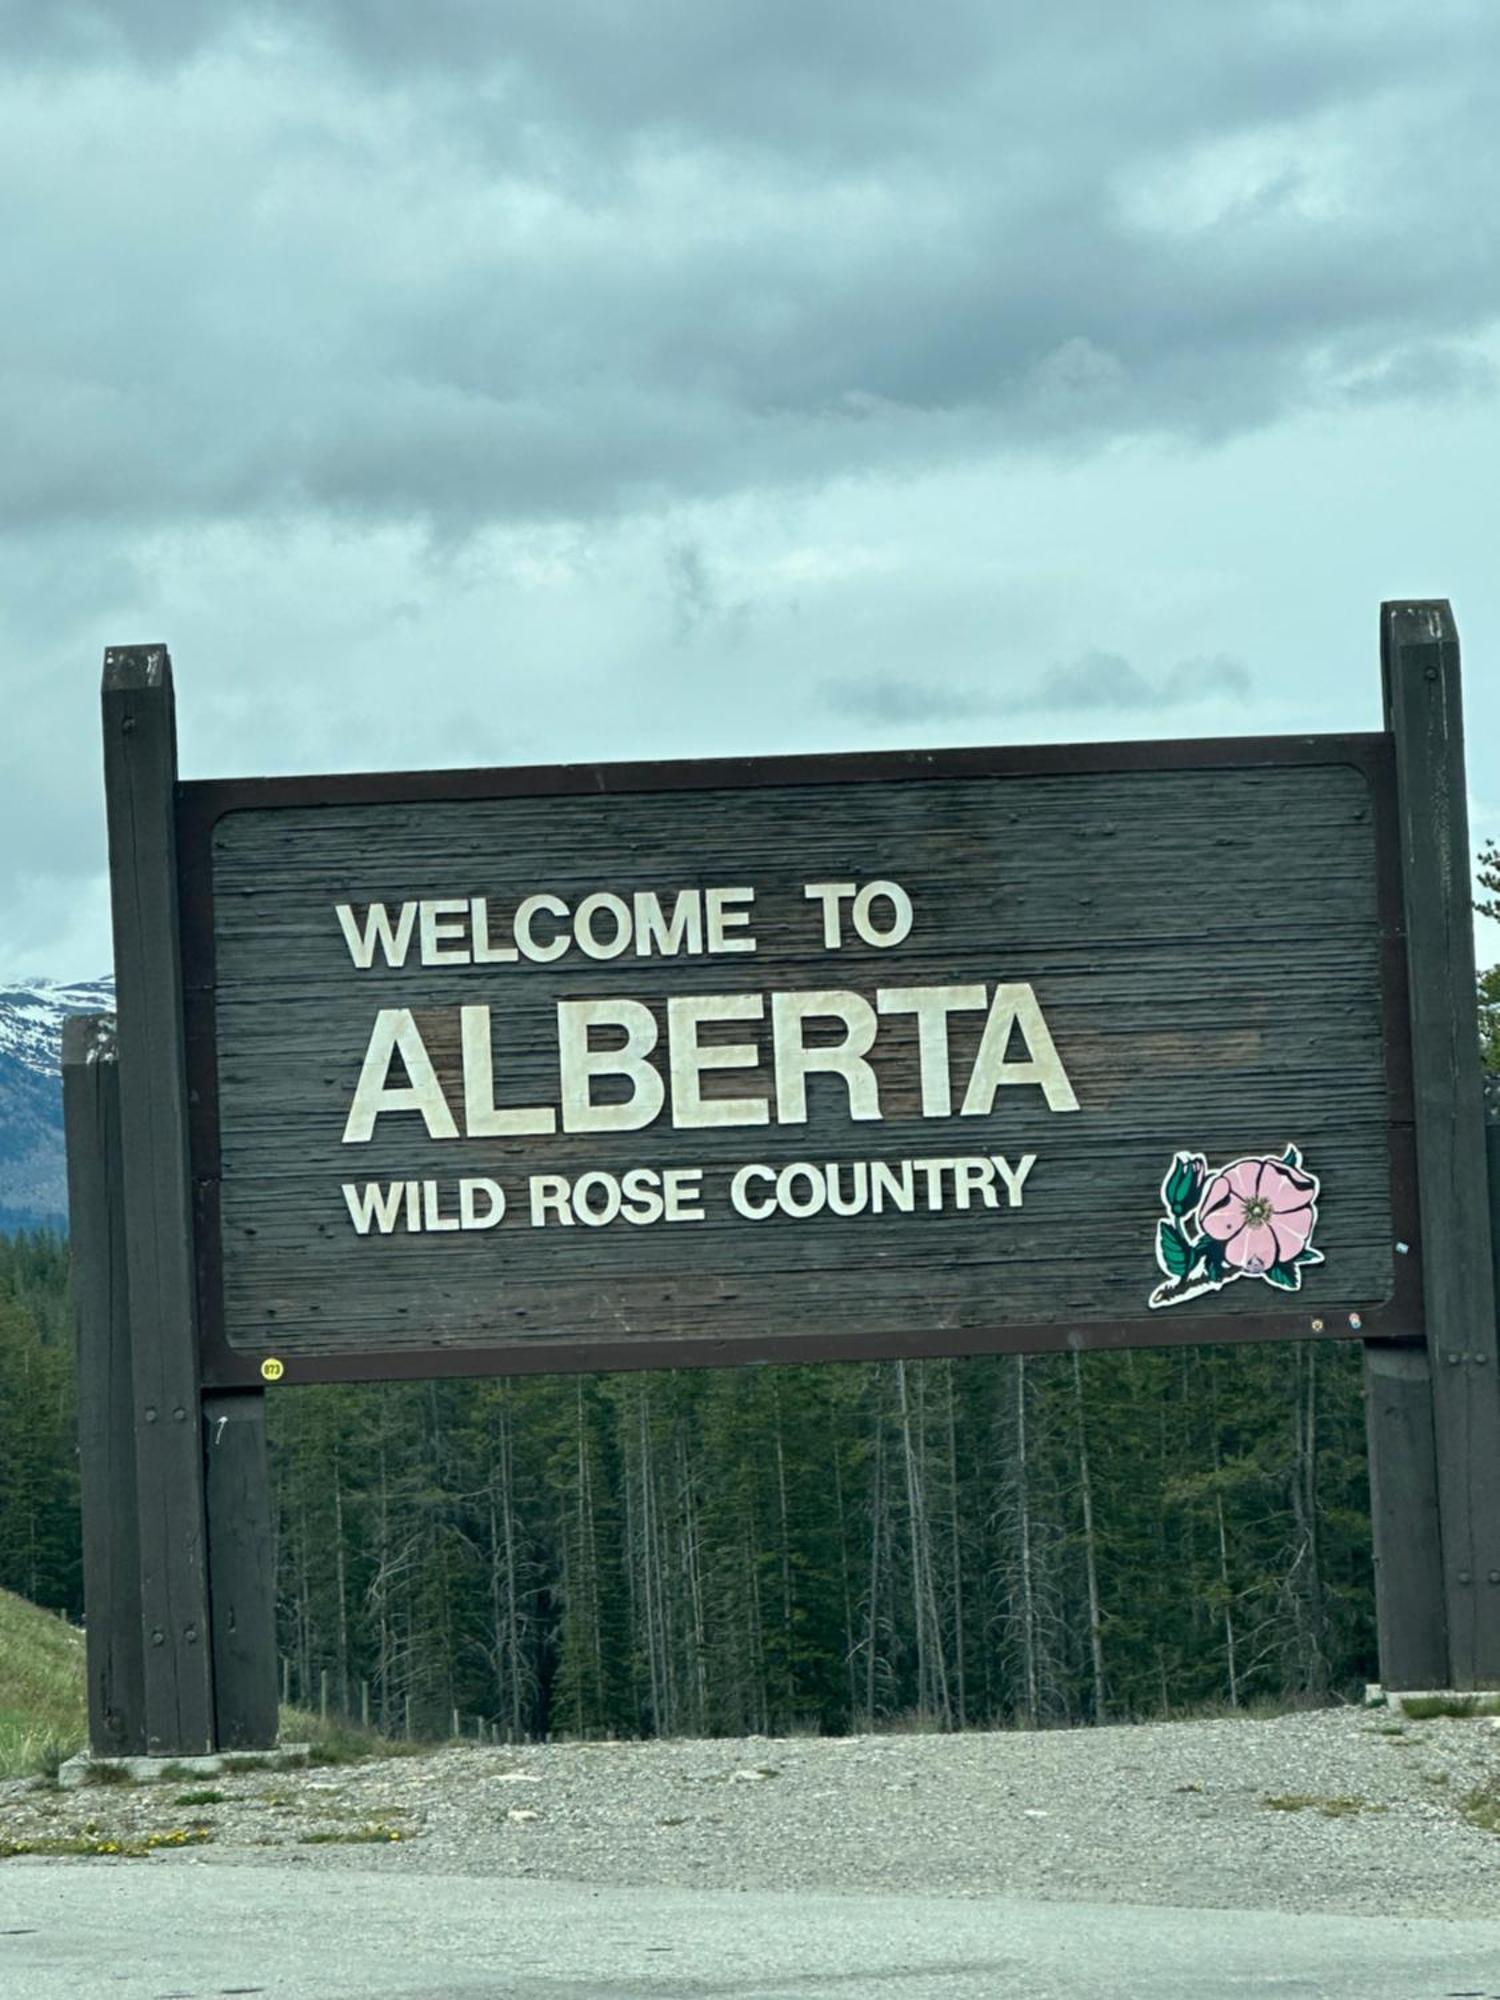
{"left": 0, "top": 3, "right": 997, "bottom": 145}
{"left": 823, "top": 677, "right": 990, "bottom": 728}
{"left": 1341, "top": 339, "right": 1500, "bottom": 406}
{"left": 0, "top": 11, "right": 1489, "bottom": 206}
{"left": 0, "top": 4, "right": 1472, "bottom": 154}
{"left": 0, "top": 3, "right": 1497, "bottom": 541}
{"left": 1013, "top": 652, "right": 1251, "bottom": 714}
{"left": 0, "top": 0, "right": 204, "bottom": 67}
{"left": 663, "top": 541, "right": 754, "bottom": 648}
{"left": 828, "top": 653, "right": 1249, "bottom": 726}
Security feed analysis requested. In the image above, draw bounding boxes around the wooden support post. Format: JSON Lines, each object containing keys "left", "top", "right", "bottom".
{"left": 63, "top": 1015, "right": 147, "bottom": 1757}
{"left": 1382, "top": 601, "right": 1500, "bottom": 1687}
{"left": 102, "top": 643, "right": 216, "bottom": 1752}
{"left": 1362, "top": 1342, "right": 1448, "bottom": 1689}
{"left": 204, "top": 1390, "right": 279, "bottom": 1749}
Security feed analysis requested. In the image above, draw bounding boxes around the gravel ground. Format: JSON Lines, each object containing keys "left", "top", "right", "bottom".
{"left": 4, "top": 1706, "right": 1499, "bottom": 1918}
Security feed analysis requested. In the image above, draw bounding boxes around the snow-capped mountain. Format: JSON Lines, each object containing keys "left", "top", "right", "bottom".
{"left": 0, "top": 978, "right": 115, "bottom": 1075}
{"left": 0, "top": 977, "right": 115, "bottom": 1233}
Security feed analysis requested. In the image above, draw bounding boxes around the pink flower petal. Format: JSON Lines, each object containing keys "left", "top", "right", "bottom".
{"left": 1225, "top": 1159, "right": 1261, "bottom": 1200}
{"left": 1271, "top": 1208, "right": 1314, "bottom": 1261}
{"left": 1198, "top": 1174, "right": 1243, "bottom": 1242}
{"left": 1226, "top": 1222, "right": 1278, "bottom": 1273}
{"left": 1258, "top": 1159, "right": 1318, "bottom": 1212}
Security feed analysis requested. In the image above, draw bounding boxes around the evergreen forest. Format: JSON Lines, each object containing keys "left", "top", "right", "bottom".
{"left": 0, "top": 1222, "right": 1379, "bottom": 1739}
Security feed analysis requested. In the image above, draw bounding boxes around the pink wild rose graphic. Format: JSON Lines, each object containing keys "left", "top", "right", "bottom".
{"left": 1149, "top": 1146, "right": 1323, "bottom": 1310}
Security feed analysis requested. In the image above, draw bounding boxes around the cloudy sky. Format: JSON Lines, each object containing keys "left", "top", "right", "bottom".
{"left": 3, "top": 0, "right": 1498, "bottom": 979}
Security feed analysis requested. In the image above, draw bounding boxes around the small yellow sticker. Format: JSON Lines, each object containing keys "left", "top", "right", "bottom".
{"left": 260, "top": 1357, "right": 285, "bottom": 1382}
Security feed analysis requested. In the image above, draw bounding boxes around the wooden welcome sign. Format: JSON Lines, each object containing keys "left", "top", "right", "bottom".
{"left": 176, "top": 736, "right": 1419, "bottom": 1386}
{"left": 64, "top": 603, "right": 1500, "bottom": 1759}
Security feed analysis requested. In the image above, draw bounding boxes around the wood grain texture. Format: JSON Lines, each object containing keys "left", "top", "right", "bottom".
{"left": 203, "top": 1390, "right": 278, "bottom": 1750}
{"left": 1362, "top": 1341, "right": 1448, "bottom": 1689}
{"left": 62, "top": 1015, "right": 147, "bottom": 1757}
{"left": 1382, "top": 601, "right": 1500, "bottom": 1687}
{"left": 102, "top": 646, "right": 216, "bottom": 1754}
{"left": 194, "top": 750, "right": 1411, "bottom": 1381}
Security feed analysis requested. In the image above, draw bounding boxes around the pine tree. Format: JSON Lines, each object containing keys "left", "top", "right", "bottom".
{"left": 0, "top": 1234, "right": 79, "bottom": 1616}
{"left": 1477, "top": 841, "right": 1499, "bottom": 1072}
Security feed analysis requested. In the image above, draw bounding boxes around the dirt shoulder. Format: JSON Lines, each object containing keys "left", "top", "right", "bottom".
{"left": 3, "top": 1706, "right": 1498, "bottom": 1918}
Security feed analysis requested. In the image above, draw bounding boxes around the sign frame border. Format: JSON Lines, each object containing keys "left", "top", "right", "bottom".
{"left": 177, "top": 728, "right": 1423, "bottom": 1388}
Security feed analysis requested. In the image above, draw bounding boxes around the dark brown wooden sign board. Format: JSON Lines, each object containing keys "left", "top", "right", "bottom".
{"left": 73, "top": 604, "right": 1500, "bottom": 1760}
{"left": 178, "top": 733, "right": 1422, "bottom": 1389}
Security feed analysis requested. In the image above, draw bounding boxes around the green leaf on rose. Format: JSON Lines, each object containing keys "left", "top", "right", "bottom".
{"left": 1295, "top": 1247, "right": 1324, "bottom": 1267}
{"left": 1157, "top": 1221, "right": 1193, "bottom": 1278}
{"left": 1263, "top": 1261, "right": 1302, "bottom": 1291}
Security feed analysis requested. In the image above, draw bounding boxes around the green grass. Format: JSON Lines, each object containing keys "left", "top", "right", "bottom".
{"left": 1168, "top": 1693, "right": 1326, "bottom": 1724}
{"left": 280, "top": 1705, "right": 423, "bottom": 1767}
{"left": 80, "top": 1758, "right": 133, "bottom": 1785}
{"left": 299, "top": 1823, "right": 405, "bottom": 1845}
{"left": 1, "top": 1825, "right": 214, "bottom": 1861}
{"left": 0, "top": 1587, "right": 86, "bottom": 1779}
{"left": 0, "top": 1592, "right": 420, "bottom": 1782}
{"left": 1398, "top": 1694, "right": 1500, "bottom": 1720}
{"left": 1461, "top": 1778, "right": 1500, "bottom": 1834}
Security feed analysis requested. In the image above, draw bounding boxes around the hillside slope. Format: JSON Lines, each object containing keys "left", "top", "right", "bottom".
{"left": 0, "top": 1585, "right": 85, "bottom": 1776}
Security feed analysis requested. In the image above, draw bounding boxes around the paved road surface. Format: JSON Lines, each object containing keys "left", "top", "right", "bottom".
{"left": 4, "top": 1862, "right": 1500, "bottom": 1999}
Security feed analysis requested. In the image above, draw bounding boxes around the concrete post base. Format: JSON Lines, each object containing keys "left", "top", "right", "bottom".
{"left": 1363, "top": 1685, "right": 1500, "bottom": 1719}
{"left": 58, "top": 1743, "right": 310, "bottom": 1789}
